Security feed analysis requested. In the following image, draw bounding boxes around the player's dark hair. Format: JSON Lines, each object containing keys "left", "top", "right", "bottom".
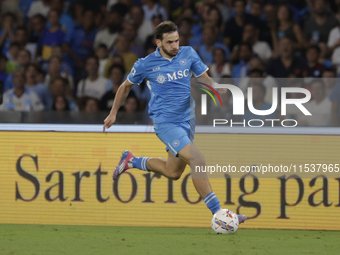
{"left": 154, "top": 21, "right": 178, "bottom": 40}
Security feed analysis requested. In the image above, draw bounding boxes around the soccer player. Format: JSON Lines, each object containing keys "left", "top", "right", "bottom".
{"left": 103, "top": 21, "right": 247, "bottom": 223}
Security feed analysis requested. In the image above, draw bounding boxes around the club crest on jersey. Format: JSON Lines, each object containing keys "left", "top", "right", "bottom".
{"left": 157, "top": 74, "right": 166, "bottom": 84}
{"left": 179, "top": 59, "right": 187, "bottom": 65}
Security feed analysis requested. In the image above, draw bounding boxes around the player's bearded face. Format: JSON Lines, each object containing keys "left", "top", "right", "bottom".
{"left": 159, "top": 31, "right": 180, "bottom": 57}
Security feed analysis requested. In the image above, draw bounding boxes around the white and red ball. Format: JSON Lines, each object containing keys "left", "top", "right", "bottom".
{"left": 211, "top": 209, "right": 239, "bottom": 234}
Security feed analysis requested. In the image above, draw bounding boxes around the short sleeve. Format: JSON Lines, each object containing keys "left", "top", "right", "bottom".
{"left": 127, "top": 59, "right": 146, "bottom": 85}
{"left": 190, "top": 47, "right": 209, "bottom": 77}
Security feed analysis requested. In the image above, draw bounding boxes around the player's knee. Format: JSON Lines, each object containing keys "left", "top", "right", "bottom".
{"left": 168, "top": 171, "right": 182, "bottom": 181}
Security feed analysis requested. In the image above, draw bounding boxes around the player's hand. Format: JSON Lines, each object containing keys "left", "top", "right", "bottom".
{"left": 217, "top": 88, "right": 228, "bottom": 94}
{"left": 103, "top": 113, "right": 116, "bottom": 132}
{"left": 212, "top": 82, "right": 228, "bottom": 95}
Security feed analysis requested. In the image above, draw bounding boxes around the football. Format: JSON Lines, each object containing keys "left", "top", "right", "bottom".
{"left": 211, "top": 209, "right": 239, "bottom": 234}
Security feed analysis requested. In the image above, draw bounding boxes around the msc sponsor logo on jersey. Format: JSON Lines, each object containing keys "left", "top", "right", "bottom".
{"left": 156, "top": 69, "right": 190, "bottom": 84}
{"left": 166, "top": 69, "right": 190, "bottom": 81}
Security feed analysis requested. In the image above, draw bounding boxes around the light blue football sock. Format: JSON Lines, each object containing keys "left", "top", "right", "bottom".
{"left": 132, "top": 157, "right": 150, "bottom": 171}
{"left": 204, "top": 192, "right": 221, "bottom": 214}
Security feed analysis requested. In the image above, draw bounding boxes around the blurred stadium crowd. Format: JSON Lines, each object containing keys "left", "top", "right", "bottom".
{"left": 0, "top": 0, "right": 340, "bottom": 126}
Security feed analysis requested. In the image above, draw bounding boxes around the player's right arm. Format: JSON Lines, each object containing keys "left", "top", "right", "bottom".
{"left": 103, "top": 79, "right": 134, "bottom": 132}
{"left": 103, "top": 58, "right": 146, "bottom": 132}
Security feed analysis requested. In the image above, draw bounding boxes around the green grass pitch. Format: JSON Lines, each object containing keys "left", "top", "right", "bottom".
{"left": 0, "top": 224, "right": 338, "bottom": 255}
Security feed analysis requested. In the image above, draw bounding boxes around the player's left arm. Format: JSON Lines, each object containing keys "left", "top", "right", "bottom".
{"left": 197, "top": 71, "right": 215, "bottom": 81}
{"left": 197, "top": 71, "right": 216, "bottom": 86}
{"left": 190, "top": 46, "right": 225, "bottom": 92}
{"left": 197, "top": 71, "right": 209, "bottom": 79}
{"left": 196, "top": 71, "right": 227, "bottom": 94}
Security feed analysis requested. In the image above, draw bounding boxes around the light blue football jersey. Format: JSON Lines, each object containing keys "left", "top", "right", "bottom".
{"left": 127, "top": 46, "right": 208, "bottom": 124}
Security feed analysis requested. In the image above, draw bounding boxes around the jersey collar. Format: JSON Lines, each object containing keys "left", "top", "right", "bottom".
{"left": 155, "top": 47, "right": 162, "bottom": 57}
